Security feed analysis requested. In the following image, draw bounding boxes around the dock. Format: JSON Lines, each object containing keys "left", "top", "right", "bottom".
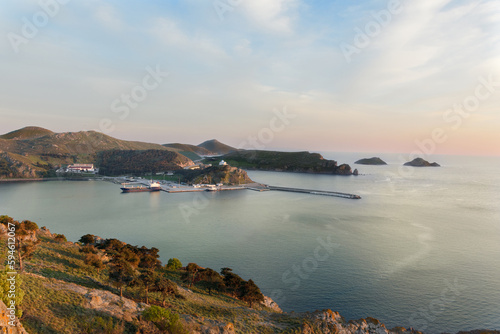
{"left": 110, "top": 178, "right": 360, "bottom": 199}
{"left": 162, "top": 185, "right": 246, "bottom": 193}
{"left": 265, "top": 185, "right": 361, "bottom": 199}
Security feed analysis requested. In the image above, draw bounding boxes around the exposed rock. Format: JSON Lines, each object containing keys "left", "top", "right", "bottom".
{"left": 335, "top": 164, "right": 353, "bottom": 175}
{"left": 38, "top": 226, "right": 53, "bottom": 238}
{"left": 301, "top": 310, "right": 424, "bottom": 334}
{"left": 39, "top": 276, "right": 147, "bottom": 322}
{"left": 355, "top": 157, "right": 387, "bottom": 165}
{"left": 353, "top": 169, "right": 359, "bottom": 176}
{"left": 84, "top": 290, "right": 148, "bottom": 322}
{"left": 182, "top": 315, "right": 235, "bottom": 334}
{"left": 0, "top": 300, "right": 29, "bottom": 334}
{"left": 404, "top": 158, "right": 440, "bottom": 167}
{"left": 262, "top": 295, "right": 283, "bottom": 313}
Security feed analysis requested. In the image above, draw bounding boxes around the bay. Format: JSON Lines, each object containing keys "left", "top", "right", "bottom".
{"left": 1, "top": 152, "right": 499, "bottom": 333}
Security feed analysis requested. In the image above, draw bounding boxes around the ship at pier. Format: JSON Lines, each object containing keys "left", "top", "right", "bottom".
{"left": 120, "top": 181, "right": 161, "bottom": 193}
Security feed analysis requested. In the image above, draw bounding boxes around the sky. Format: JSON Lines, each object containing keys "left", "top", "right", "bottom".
{"left": 0, "top": 0, "right": 499, "bottom": 156}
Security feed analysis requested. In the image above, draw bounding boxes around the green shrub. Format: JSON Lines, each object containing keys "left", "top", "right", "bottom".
{"left": 54, "top": 234, "right": 67, "bottom": 243}
{"left": 142, "top": 305, "right": 171, "bottom": 322}
{"left": 142, "top": 306, "right": 187, "bottom": 333}
{"left": 166, "top": 258, "right": 182, "bottom": 270}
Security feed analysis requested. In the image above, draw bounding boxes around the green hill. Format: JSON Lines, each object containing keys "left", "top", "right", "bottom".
{"left": 163, "top": 143, "right": 213, "bottom": 156}
{"left": 0, "top": 127, "right": 189, "bottom": 179}
{"left": 210, "top": 150, "right": 355, "bottom": 175}
{"left": 0, "top": 126, "right": 54, "bottom": 140}
{"left": 197, "top": 139, "right": 236, "bottom": 155}
{"left": 97, "top": 150, "right": 192, "bottom": 176}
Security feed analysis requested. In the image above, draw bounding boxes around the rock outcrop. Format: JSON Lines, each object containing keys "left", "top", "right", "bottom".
{"left": 355, "top": 157, "right": 387, "bottom": 165}
{"left": 301, "top": 310, "right": 423, "bottom": 334}
{"left": 404, "top": 158, "right": 440, "bottom": 167}
{"left": 262, "top": 296, "right": 283, "bottom": 313}
{"left": 84, "top": 290, "right": 148, "bottom": 322}
{"left": 0, "top": 300, "right": 29, "bottom": 334}
{"left": 182, "top": 315, "right": 236, "bottom": 334}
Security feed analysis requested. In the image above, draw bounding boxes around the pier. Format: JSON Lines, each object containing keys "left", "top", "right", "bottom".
{"left": 109, "top": 178, "right": 361, "bottom": 199}
{"left": 265, "top": 185, "right": 361, "bottom": 199}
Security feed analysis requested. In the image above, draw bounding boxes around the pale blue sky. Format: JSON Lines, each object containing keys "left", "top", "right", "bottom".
{"left": 1, "top": 0, "right": 499, "bottom": 155}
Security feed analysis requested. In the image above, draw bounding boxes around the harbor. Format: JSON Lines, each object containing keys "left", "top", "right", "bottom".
{"left": 110, "top": 178, "right": 361, "bottom": 199}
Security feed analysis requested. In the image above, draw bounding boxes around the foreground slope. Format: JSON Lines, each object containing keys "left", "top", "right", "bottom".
{"left": 1, "top": 217, "right": 497, "bottom": 334}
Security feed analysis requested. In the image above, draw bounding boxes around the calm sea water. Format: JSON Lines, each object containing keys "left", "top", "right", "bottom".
{"left": 1, "top": 152, "right": 499, "bottom": 333}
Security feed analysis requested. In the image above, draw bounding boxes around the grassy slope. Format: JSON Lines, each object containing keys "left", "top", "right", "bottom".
{"left": 0, "top": 126, "right": 54, "bottom": 140}
{"left": 197, "top": 140, "right": 236, "bottom": 155}
{"left": 0, "top": 128, "right": 191, "bottom": 179}
{"left": 0, "top": 233, "right": 303, "bottom": 334}
{"left": 163, "top": 143, "right": 212, "bottom": 156}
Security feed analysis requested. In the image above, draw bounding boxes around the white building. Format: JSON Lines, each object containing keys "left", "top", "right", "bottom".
{"left": 66, "top": 164, "right": 97, "bottom": 173}
{"left": 219, "top": 160, "right": 227, "bottom": 166}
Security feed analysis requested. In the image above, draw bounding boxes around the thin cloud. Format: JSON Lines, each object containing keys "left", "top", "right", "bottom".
{"left": 241, "top": 0, "right": 298, "bottom": 33}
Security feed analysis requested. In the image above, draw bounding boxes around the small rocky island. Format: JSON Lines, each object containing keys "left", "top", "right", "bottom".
{"left": 355, "top": 157, "right": 387, "bottom": 165}
{"left": 404, "top": 157, "right": 440, "bottom": 167}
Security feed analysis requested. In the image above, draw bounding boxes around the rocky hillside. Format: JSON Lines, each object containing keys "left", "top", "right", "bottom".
{"left": 355, "top": 157, "right": 387, "bottom": 165}
{"left": 0, "top": 127, "right": 189, "bottom": 179}
{"left": 212, "top": 150, "right": 357, "bottom": 175}
{"left": 176, "top": 165, "right": 253, "bottom": 185}
{"left": 404, "top": 158, "right": 440, "bottom": 167}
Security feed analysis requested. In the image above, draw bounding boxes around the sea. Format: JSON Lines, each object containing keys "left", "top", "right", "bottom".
{"left": 1, "top": 152, "right": 499, "bottom": 333}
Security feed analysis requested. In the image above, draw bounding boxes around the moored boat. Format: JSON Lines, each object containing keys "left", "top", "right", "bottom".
{"left": 121, "top": 181, "right": 161, "bottom": 193}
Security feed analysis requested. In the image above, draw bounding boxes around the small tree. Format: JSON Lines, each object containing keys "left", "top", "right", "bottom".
{"left": 198, "top": 268, "right": 224, "bottom": 295}
{"left": 108, "top": 255, "right": 136, "bottom": 298}
{"left": 79, "top": 234, "right": 95, "bottom": 245}
{"left": 137, "top": 269, "right": 157, "bottom": 304}
{"left": 166, "top": 258, "right": 182, "bottom": 270}
{"left": 154, "top": 277, "right": 177, "bottom": 307}
{"left": 138, "top": 246, "right": 161, "bottom": 271}
{"left": 15, "top": 220, "right": 40, "bottom": 272}
{"left": 221, "top": 268, "right": 244, "bottom": 297}
{"left": 54, "top": 233, "right": 67, "bottom": 243}
{"left": 80, "top": 245, "right": 99, "bottom": 254}
{"left": 0, "top": 215, "right": 14, "bottom": 226}
{"left": 238, "top": 279, "right": 264, "bottom": 308}
{"left": 84, "top": 253, "right": 105, "bottom": 273}
{"left": 181, "top": 263, "right": 201, "bottom": 288}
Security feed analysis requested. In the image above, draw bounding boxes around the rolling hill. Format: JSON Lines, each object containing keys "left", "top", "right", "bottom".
{"left": 162, "top": 143, "right": 213, "bottom": 156}
{"left": 209, "top": 150, "right": 355, "bottom": 175}
{"left": 0, "top": 126, "right": 54, "bottom": 140}
{"left": 0, "top": 127, "right": 192, "bottom": 178}
{"left": 197, "top": 139, "right": 237, "bottom": 155}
